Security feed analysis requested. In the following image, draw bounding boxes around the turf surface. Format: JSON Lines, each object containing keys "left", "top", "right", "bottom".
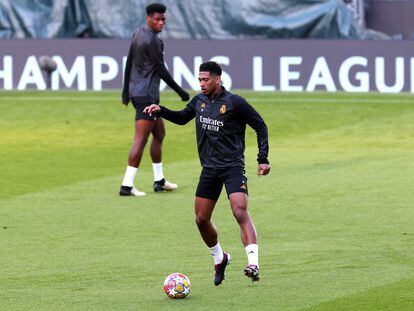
{"left": 0, "top": 91, "right": 413, "bottom": 310}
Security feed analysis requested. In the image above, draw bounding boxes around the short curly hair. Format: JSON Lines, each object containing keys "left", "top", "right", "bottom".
{"left": 146, "top": 3, "right": 166, "bottom": 16}
{"left": 199, "top": 61, "right": 222, "bottom": 76}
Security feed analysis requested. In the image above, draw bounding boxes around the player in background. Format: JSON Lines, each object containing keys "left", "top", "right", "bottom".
{"left": 119, "top": 3, "right": 190, "bottom": 196}
{"left": 144, "top": 61, "right": 270, "bottom": 285}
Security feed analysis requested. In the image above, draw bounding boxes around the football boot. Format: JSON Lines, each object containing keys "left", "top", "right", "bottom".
{"left": 153, "top": 178, "right": 178, "bottom": 192}
{"left": 213, "top": 252, "right": 231, "bottom": 286}
{"left": 119, "top": 185, "right": 146, "bottom": 196}
{"left": 244, "top": 264, "right": 260, "bottom": 282}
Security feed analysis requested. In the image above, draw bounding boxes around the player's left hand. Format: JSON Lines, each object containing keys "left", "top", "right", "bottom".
{"left": 180, "top": 90, "right": 190, "bottom": 101}
{"left": 257, "top": 164, "right": 271, "bottom": 176}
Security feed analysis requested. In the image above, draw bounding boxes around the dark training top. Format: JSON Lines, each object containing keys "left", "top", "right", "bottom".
{"left": 122, "top": 25, "right": 187, "bottom": 105}
{"left": 159, "top": 87, "right": 269, "bottom": 169}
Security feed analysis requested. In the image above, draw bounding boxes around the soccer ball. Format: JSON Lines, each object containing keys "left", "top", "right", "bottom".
{"left": 163, "top": 273, "right": 191, "bottom": 299}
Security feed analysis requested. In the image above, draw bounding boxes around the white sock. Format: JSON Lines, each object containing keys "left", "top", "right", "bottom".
{"left": 245, "top": 244, "right": 259, "bottom": 267}
{"left": 121, "top": 166, "right": 138, "bottom": 187}
{"left": 208, "top": 242, "right": 224, "bottom": 264}
{"left": 152, "top": 162, "right": 164, "bottom": 181}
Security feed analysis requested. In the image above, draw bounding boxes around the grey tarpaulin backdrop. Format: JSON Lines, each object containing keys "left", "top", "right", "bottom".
{"left": 0, "top": 0, "right": 387, "bottom": 39}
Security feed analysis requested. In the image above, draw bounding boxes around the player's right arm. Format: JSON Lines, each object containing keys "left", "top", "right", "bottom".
{"left": 144, "top": 99, "right": 196, "bottom": 125}
{"left": 121, "top": 42, "right": 133, "bottom": 105}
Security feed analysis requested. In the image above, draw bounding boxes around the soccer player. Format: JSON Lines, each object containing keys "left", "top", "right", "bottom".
{"left": 144, "top": 61, "right": 270, "bottom": 285}
{"left": 119, "top": 3, "right": 190, "bottom": 196}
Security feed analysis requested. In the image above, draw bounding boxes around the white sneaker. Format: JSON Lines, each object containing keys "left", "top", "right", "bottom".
{"left": 120, "top": 185, "right": 146, "bottom": 196}
{"left": 131, "top": 187, "right": 146, "bottom": 196}
{"left": 164, "top": 180, "right": 178, "bottom": 190}
{"left": 153, "top": 178, "right": 178, "bottom": 192}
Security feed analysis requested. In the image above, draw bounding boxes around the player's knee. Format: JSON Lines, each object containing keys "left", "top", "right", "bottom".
{"left": 135, "top": 136, "right": 149, "bottom": 148}
{"left": 154, "top": 131, "right": 165, "bottom": 142}
{"left": 195, "top": 214, "right": 209, "bottom": 228}
{"left": 232, "top": 206, "right": 249, "bottom": 223}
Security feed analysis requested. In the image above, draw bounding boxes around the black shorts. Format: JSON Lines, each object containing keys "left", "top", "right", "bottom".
{"left": 196, "top": 166, "right": 248, "bottom": 201}
{"left": 131, "top": 97, "right": 158, "bottom": 121}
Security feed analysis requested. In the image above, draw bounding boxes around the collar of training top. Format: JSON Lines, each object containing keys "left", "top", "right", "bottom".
{"left": 200, "top": 86, "right": 227, "bottom": 101}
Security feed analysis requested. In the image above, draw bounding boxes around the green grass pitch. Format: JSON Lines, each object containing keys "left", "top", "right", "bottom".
{"left": 0, "top": 90, "right": 413, "bottom": 310}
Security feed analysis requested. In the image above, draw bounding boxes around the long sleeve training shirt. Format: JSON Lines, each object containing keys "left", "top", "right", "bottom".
{"left": 122, "top": 25, "right": 186, "bottom": 105}
{"left": 159, "top": 87, "right": 269, "bottom": 169}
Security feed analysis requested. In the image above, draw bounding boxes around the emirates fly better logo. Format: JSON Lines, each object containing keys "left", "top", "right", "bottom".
{"left": 199, "top": 116, "right": 224, "bottom": 132}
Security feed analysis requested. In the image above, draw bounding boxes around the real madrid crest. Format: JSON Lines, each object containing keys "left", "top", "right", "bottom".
{"left": 219, "top": 105, "right": 227, "bottom": 114}
{"left": 200, "top": 102, "right": 206, "bottom": 112}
